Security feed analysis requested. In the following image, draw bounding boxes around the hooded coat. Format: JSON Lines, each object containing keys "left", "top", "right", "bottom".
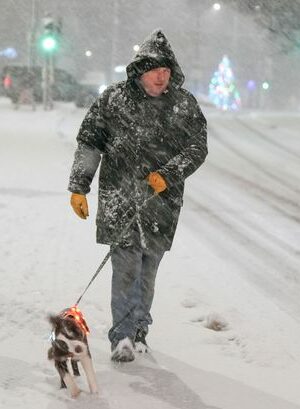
{"left": 68, "top": 29, "right": 208, "bottom": 250}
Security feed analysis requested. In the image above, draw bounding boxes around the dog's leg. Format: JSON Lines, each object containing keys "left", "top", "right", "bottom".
{"left": 60, "top": 377, "right": 67, "bottom": 389}
{"left": 62, "top": 373, "right": 81, "bottom": 399}
{"left": 55, "top": 360, "right": 80, "bottom": 398}
{"left": 80, "top": 355, "right": 98, "bottom": 394}
{"left": 71, "top": 359, "right": 80, "bottom": 376}
{"left": 54, "top": 360, "right": 67, "bottom": 389}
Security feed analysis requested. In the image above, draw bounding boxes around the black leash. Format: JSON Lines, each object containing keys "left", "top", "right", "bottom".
{"left": 75, "top": 193, "right": 156, "bottom": 306}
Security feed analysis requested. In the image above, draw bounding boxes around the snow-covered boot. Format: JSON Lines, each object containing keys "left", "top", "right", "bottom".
{"left": 135, "top": 329, "right": 148, "bottom": 353}
{"left": 111, "top": 337, "right": 135, "bottom": 362}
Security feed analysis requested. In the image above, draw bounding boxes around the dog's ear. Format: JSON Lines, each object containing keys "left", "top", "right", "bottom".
{"left": 48, "top": 314, "right": 61, "bottom": 327}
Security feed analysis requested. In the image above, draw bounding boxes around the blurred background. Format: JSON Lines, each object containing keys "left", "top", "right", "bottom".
{"left": 1, "top": 0, "right": 300, "bottom": 111}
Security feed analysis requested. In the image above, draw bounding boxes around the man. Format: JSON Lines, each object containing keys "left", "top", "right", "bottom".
{"left": 68, "top": 29, "right": 207, "bottom": 362}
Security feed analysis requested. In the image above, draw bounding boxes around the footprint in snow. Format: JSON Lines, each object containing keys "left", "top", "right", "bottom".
{"left": 190, "top": 312, "right": 228, "bottom": 332}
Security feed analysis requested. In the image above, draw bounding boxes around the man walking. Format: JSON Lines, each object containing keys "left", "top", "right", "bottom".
{"left": 68, "top": 29, "right": 207, "bottom": 362}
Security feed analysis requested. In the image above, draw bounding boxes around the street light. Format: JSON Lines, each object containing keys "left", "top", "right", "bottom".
{"left": 262, "top": 81, "right": 270, "bottom": 90}
{"left": 133, "top": 44, "right": 140, "bottom": 52}
{"left": 0, "top": 47, "right": 17, "bottom": 58}
{"left": 213, "top": 3, "right": 221, "bottom": 11}
{"left": 114, "top": 65, "right": 126, "bottom": 73}
{"left": 85, "top": 50, "right": 92, "bottom": 57}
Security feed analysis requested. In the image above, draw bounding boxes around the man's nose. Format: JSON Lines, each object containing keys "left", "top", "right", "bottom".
{"left": 157, "top": 71, "right": 164, "bottom": 81}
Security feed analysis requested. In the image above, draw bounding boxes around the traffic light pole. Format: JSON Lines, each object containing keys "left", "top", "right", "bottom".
{"left": 39, "top": 14, "right": 62, "bottom": 110}
{"left": 42, "top": 54, "right": 54, "bottom": 110}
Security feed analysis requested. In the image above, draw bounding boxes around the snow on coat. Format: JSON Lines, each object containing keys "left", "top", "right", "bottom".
{"left": 68, "top": 29, "right": 208, "bottom": 250}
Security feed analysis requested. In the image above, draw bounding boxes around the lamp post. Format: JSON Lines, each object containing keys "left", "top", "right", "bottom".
{"left": 28, "top": 0, "right": 38, "bottom": 67}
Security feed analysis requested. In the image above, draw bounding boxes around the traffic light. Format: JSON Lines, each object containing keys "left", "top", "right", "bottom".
{"left": 41, "top": 34, "right": 58, "bottom": 52}
{"left": 39, "top": 15, "right": 61, "bottom": 54}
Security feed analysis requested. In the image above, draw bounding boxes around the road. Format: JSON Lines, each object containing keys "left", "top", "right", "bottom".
{"left": 0, "top": 98, "right": 299, "bottom": 408}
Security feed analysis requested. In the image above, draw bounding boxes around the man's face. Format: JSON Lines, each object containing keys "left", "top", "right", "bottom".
{"left": 140, "top": 67, "right": 171, "bottom": 97}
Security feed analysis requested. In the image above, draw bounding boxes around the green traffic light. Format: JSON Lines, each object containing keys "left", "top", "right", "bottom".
{"left": 42, "top": 36, "right": 57, "bottom": 51}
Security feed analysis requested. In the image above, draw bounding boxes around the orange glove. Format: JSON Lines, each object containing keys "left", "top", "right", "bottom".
{"left": 70, "top": 193, "right": 89, "bottom": 219}
{"left": 147, "top": 172, "right": 167, "bottom": 194}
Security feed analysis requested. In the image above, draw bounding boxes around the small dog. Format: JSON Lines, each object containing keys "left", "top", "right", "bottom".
{"left": 47, "top": 306, "right": 98, "bottom": 398}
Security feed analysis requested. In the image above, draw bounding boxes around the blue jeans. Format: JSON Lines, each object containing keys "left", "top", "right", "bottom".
{"left": 108, "top": 229, "right": 165, "bottom": 347}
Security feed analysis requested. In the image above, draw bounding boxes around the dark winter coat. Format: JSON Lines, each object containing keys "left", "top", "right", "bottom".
{"left": 68, "top": 29, "right": 207, "bottom": 250}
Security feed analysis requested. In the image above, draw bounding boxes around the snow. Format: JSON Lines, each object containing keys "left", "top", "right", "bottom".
{"left": 0, "top": 97, "right": 300, "bottom": 408}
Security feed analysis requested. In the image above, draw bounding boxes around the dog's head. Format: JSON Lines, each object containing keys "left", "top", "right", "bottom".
{"left": 47, "top": 313, "right": 85, "bottom": 361}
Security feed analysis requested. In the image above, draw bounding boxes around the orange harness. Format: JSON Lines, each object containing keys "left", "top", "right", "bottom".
{"left": 61, "top": 306, "right": 90, "bottom": 335}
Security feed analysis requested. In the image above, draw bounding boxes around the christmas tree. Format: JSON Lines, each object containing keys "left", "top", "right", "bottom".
{"left": 209, "top": 55, "right": 241, "bottom": 111}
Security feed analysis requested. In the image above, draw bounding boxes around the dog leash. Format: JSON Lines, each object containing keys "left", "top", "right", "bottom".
{"left": 75, "top": 192, "right": 157, "bottom": 306}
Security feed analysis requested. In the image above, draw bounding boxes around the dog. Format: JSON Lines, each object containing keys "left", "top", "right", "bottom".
{"left": 47, "top": 306, "right": 98, "bottom": 398}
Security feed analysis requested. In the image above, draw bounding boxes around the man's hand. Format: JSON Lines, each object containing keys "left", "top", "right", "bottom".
{"left": 147, "top": 172, "right": 167, "bottom": 194}
{"left": 70, "top": 193, "right": 89, "bottom": 219}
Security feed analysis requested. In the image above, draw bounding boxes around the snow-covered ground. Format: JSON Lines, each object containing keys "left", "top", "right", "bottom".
{"left": 0, "top": 97, "right": 300, "bottom": 409}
